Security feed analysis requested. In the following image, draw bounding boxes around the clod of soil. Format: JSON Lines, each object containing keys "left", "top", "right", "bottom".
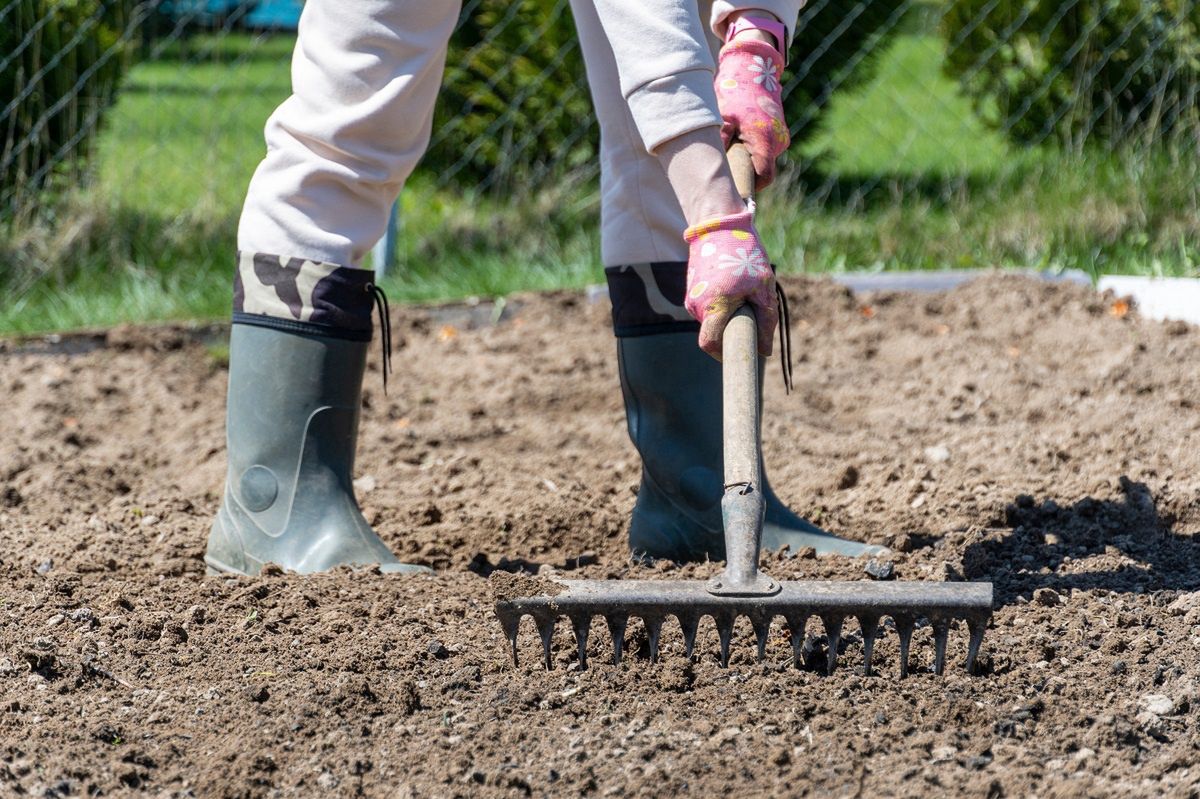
{"left": 2, "top": 275, "right": 1200, "bottom": 797}
{"left": 489, "top": 570, "right": 565, "bottom": 601}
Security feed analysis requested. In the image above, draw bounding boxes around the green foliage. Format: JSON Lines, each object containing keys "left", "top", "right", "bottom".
{"left": 0, "top": 0, "right": 138, "bottom": 215}
{"left": 426, "top": 0, "right": 909, "bottom": 187}
{"left": 942, "top": 0, "right": 1200, "bottom": 147}
{"left": 425, "top": 0, "right": 595, "bottom": 190}
{"left": 782, "top": 0, "right": 910, "bottom": 152}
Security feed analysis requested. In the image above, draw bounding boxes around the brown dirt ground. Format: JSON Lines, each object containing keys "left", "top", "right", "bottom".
{"left": 2, "top": 274, "right": 1200, "bottom": 798}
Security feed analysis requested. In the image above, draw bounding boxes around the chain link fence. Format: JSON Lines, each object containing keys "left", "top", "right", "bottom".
{"left": 2, "top": 0, "right": 1198, "bottom": 313}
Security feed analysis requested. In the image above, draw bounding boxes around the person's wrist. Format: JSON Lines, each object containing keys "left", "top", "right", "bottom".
{"left": 724, "top": 10, "right": 785, "bottom": 54}
{"left": 731, "top": 28, "right": 776, "bottom": 46}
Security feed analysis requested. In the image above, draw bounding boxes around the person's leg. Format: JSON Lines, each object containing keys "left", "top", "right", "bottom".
{"left": 570, "top": 0, "right": 884, "bottom": 560}
{"left": 208, "top": 0, "right": 461, "bottom": 576}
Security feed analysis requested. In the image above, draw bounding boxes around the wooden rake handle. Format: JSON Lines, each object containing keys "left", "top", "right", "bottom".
{"left": 709, "top": 143, "right": 776, "bottom": 597}
{"left": 723, "top": 141, "right": 761, "bottom": 497}
{"left": 728, "top": 141, "right": 756, "bottom": 201}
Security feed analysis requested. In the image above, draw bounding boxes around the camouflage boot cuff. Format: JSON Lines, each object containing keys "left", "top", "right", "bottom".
{"left": 604, "top": 261, "right": 699, "bottom": 338}
{"left": 232, "top": 251, "right": 377, "bottom": 341}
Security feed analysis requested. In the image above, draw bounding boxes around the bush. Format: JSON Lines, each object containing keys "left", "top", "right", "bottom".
{"left": 942, "top": 0, "right": 1200, "bottom": 147}
{"left": 0, "top": 0, "right": 139, "bottom": 216}
{"left": 425, "top": 0, "right": 908, "bottom": 188}
{"left": 424, "top": 0, "right": 595, "bottom": 191}
{"left": 782, "top": 0, "right": 909, "bottom": 149}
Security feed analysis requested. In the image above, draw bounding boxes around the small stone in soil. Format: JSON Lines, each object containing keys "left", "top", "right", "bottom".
{"left": 930, "top": 745, "right": 957, "bottom": 763}
{"left": 36, "top": 559, "right": 52, "bottom": 575}
{"left": 1033, "top": 588, "right": 1061, "bottom": 606}
{"left": 836, "top": 465, "right": 859, "bottom": 490}
{"left": 1111, "top": 659, "right": 1127, "bottom": 674}
{"left": 1168, "top": 592, "right": 1200, "bottom": 615}
{"left": 244, "top": 686, "right": 270, "bottom": 704}
{"left": 427, "top": 640, "right": 450, "bottom": 659}
{"left": 965, "top": 754, "right": 993, "bottom": 770}
{"left": 865, "top": 560, "right": 895, "bottom": 581}
{"left": 924, "top": 445, "right": 951, "bottom": 464}
{"left": 1139, "top": 694, "right": 1174, "bottom": 716}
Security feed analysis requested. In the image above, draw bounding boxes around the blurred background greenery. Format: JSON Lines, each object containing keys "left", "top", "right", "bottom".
{"left": 1, "top": 0, "right": 1197, "bottom": 334}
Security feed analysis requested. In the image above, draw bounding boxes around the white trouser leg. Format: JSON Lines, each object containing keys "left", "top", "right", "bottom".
{"left": 570, "top": 0, "right": 725, "bottom": 267}
{"left": 237, "top": 0, "right": 461, "bottom": 268}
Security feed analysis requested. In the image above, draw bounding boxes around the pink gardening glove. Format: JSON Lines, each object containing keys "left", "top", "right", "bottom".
{"left": 684, "top": 211, "right": 778, "bottom": 359}
{"left": 715, "top": 39, "right": 790, "bottom": 189}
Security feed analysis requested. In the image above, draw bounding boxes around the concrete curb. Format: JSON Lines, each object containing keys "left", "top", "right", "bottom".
{"left": 827, "top": 268, "right": 1093, "bottom": 294}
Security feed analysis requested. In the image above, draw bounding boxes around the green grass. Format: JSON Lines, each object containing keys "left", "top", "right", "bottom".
{"left": 1, "top": 23, "right": 1197, "bottom": 336}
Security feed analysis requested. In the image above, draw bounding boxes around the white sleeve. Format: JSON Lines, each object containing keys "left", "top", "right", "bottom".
{"left": 590, "top": 0, "right": 723, "bottom": 154}
{"left": 710, "top": 1, "right": 804, "bottom": 48}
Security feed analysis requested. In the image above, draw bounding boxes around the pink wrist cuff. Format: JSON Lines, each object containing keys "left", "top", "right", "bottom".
{"left": 724, "top": 15, "right": 787, "bottom": 61}
{"left": 718, "top": 38, "right": 785, "bottom": 70}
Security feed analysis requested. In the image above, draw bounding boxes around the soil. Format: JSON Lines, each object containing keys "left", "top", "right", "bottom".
{"left": 2, "top": 274, "right": 1200, "bottom": 797}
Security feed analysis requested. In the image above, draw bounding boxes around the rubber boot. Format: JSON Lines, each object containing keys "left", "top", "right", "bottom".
{"left": 206, "top": 323, "right": 428, "bottom": 575}
{"left": 618, "top": 330, "right": 887, "bottom": 561}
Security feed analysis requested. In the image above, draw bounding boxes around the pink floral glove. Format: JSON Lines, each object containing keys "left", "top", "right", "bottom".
{"left": 715, "top": 39, "right": 790, "bottom": 189}
{"left": 684, "top": 211, "right": 778, "bottom": 359}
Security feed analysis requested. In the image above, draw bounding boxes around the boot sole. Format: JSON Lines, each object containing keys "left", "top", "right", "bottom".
{"left": 204, "top": 554, "right": 245, "bottom": 576}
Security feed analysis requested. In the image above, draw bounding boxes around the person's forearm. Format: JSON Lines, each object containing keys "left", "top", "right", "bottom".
{"left": 657, "top": 128, "right": 745, "bottom": 226}
{"left": 590, "top": 0, "right": 722, "bottom": 153}
{"left": 655, "top": 9, "right": 790, "bottom": 225}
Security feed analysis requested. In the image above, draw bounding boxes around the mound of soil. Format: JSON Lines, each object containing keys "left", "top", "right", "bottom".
{"left": 2, "top": 274, "right": 1199, "bottom": 797}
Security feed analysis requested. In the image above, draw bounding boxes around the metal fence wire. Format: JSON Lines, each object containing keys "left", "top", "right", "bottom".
{"left": 2, "top": 0, "right": 1198, "bottom": 277}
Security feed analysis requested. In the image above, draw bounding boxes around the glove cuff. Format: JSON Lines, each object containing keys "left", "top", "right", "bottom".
{"left": 683, "top": 211, "right": 755, "bottom": 244}
{"left": 723, "top": 15, "right": 787, "bottom": 61}
{"left": 718, "top": 38, "right": 785, "bottom": 71}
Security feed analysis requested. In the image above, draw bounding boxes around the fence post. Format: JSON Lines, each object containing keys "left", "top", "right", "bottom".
{"left": 372, "top": 199, "right": 399, "bottom": 279}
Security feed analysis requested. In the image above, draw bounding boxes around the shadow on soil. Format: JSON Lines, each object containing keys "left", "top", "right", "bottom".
{"left": 467, "top": 552, "right": 598, "bottom": 577}
{"left": 963, "top": 477, "right": 1200, "bottom": 608}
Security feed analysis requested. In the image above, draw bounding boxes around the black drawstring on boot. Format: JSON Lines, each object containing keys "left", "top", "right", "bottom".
{"left": 366, "top": 283, "right": 393, "bottom": 394}
{"left": 775, "top": 282, "right": 794, "bottom": 394}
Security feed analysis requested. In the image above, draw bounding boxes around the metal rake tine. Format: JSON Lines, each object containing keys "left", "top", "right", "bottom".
{"left": 498, "top": 609, "right": 522, "bottom": 667}
{"left": 715, "top": 612, "right": 736, "bottom": 668}
{"left": 606, "top": 613, "right": 628, "bottom": 666}
{"left": 965, "top": 617, "right": 987, "bottom": 675}
{"left": 895, "top": 616, "right": 914, "bottom": 679}
{"left": 785, "top": 613, "right": 809, "bottom": 669}
{"left": 753, "top": 609, "right": 772, "bottom": 657}
{"left": 858, "top": 614, "right": 880, "bottom": 677}
{"left": 822, "top": 615, "right": 843, "bottom": 675}
{"left": 933, "top": 618, "right": 950, "bottom": 676}
{"left": 535, "top": 613, "right": 557, "bottom": 671}
{"left": 570, "top": 613, "right": 592, "bottom": 670}
{"left": 678, "top": 612, "right": 700, "bottom": 659}
{"left": 644, "top": 615, "right": 663, "bottom": 663}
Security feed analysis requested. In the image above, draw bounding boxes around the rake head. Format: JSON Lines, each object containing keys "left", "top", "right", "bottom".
{"left": 495, "top": 578, "right": 993, "bottom": 677}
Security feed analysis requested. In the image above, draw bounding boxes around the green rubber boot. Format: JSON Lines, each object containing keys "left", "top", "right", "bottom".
{"left": 206, "top": 323, "right": 428, "bottom": 575}
{"left": 618, "top": 330, "right": 887, "bottom": 562}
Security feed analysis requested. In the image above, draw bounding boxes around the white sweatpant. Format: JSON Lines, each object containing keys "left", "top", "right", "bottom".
{"left": 237, "top": 0, "right": 801, "bottom": 269}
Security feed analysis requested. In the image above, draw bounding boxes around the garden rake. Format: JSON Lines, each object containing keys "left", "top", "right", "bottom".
{"left": 495, "top": 145, "right": 993, "bottom": 677}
